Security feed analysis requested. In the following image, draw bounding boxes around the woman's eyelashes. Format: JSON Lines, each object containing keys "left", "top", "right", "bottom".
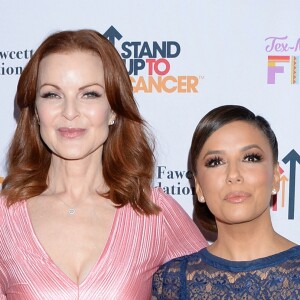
{"left": 82, "top": 91, "right": 101, "bottom": 98}
{"left": 40, "top": 91, "right": 102, "bottom": 99}
{"left": 41, "top": 92, "right": 60, "bottom": 99}
{"left": 204, "top": 152, "right": 263, "bottom": 168}
{"left": 205, "top": 156, "right": 223, "bottom": 168}
{"left": 243, "top": 153, "right": 263, "bottom": 162}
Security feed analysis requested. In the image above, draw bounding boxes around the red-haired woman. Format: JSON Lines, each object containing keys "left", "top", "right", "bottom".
{"left": 0, "top": 30, "right": 207, "bottom": 299}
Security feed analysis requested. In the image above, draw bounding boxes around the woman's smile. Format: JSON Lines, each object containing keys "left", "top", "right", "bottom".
{"left": 57, "top": 127, "right": 87, "bottom": 139}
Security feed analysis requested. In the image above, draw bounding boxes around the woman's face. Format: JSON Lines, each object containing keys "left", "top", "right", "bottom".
{"left": 35, "top": 51, "right": 115, "bottom": 161}
{"left": 194, "top": 121, "right": 280, "bottom": 226}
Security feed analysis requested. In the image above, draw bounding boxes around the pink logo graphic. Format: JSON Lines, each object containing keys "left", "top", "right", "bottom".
{"left": 265, "top": 36, "right": 300, "bottom": 84}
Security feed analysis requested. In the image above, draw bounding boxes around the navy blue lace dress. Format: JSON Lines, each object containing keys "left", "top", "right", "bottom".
{"left": 152, "top": 246, "right": 300, "bottom": 299}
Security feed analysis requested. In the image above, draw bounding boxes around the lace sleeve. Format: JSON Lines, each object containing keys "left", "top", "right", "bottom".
{"left": 151, "top": 265, "right": 164, "bottom": 300}
{"left": 152, "top": 258, "right": 187, "bottom": 300}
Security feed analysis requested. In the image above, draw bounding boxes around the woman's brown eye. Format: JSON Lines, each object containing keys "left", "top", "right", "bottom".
{"left": 244, "top": 153, "right": 262, "bottom": 162}
{"left": 205, "top": 157, "right": 222, "bottom": 168}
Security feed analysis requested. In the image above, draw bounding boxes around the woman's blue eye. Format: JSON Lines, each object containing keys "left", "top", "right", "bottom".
{"left": 41, "top": 92, "right": 60, "bottom": 99}
{"left": 83, "top": 91, "right": 101, "bottom": 98}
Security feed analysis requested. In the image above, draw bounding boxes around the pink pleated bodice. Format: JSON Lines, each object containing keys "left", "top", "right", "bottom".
{"left": 0, "top": 188, "right": 207, "bottom": 299}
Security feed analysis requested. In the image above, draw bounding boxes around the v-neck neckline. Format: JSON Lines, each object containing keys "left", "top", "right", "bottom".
{"left": 21, "top": 200, "right": 120, "bottom": 287}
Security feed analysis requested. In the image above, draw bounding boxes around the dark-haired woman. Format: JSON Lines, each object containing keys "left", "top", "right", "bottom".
{"left": 152, "top": 105, "right": 300, "bottom": 299}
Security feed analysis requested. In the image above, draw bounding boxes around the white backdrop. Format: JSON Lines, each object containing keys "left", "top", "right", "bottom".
{"left": 1, "top": 0, "right": 299, "bottom": 243}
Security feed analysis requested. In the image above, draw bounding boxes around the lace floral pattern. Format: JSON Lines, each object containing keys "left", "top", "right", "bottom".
{"left": 152, "top": 246, "right": 300, "bottom": 300}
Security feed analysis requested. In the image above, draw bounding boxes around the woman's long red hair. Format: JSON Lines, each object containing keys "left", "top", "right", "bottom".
{"left": 1, "top": 29, "right": 159, "bottom": 215}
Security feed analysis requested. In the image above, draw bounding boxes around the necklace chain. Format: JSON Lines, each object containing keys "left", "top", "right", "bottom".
{"left": 58, "top": 198, "right": 77, "bottom": 215}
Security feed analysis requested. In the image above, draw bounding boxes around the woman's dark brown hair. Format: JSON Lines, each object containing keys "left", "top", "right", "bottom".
{"left": 190, "top": 105, "right": 278, "bottom": 232}
{"left": 1, "top": 29, "right": 159, "bottom": 215}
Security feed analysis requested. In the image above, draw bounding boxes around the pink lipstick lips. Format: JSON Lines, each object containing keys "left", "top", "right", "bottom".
{"left": 224, "top": 191, "right": 251, "bottom": 203}
{"left": 58, "top": 127, "right": 86, "bottom": 138}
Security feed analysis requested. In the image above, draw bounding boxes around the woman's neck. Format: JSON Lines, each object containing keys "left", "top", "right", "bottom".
{"left": 208, "top": 213, "right": 295, "bottom": 261}
{"left": 44, "top": 154, "right": 107, "bottom": 200}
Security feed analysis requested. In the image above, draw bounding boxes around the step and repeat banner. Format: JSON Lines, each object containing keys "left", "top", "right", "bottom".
{"left": 1, "top": 1, "right": 299, "bottom": 243}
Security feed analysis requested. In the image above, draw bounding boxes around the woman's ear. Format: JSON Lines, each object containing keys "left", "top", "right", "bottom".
{"left": 194, "top": 176, "right": 205, "bottom": 203}
{"left": 109, "top": 111, "right": 116, "bottom": 126}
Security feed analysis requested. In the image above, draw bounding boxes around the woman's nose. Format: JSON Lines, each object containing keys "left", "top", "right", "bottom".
{"left": 62, "top": 98, "right": 79, "bottom": 120}
{"left": 226, "top": 163, "right": 243, "bottom": 184}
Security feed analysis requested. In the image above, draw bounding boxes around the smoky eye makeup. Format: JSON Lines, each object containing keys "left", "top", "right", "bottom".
{"left": 243, "top": 152, "right": 263, "bottom": 162}
{"left": 204, "top": 156, "right": 224, "bottom": 168}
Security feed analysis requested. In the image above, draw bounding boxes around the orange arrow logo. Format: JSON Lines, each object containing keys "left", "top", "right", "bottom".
{"left": 280, "top": 175, "right": 288, "bottom": 207}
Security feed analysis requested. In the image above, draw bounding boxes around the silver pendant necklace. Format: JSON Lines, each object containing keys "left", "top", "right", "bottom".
{"left": 68, "top": 208, "right": 76, "bottom": 215}
{"left": 58, "top": 198, "right": 77, "bottom": 215}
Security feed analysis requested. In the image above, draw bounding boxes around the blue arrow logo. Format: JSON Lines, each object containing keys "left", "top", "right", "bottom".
{"left": 282, "top": 149, "right": 300, "bottom": 219}
{"left": 103, "top": 26, "right": 122, "bottom": 46}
